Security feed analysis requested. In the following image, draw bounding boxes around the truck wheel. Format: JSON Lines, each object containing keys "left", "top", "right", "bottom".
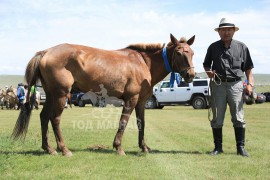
{"left": 145, "top": 97, "right": 157, "bottom": 109}
{"left": 192, "top": 96, "right": 206, "bottom": 109}
{"left": 78, "top": 99, "right": 85, "bottom": 107}
{"left": 157, "top": 105, "right": 164, "bottom": 109}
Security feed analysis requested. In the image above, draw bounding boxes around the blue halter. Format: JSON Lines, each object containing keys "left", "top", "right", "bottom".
{"left": 162, "top": 47, "right": 181, "bottom": 87}
{"left": 162, "top": 47, "right": 173, "bottom": 73}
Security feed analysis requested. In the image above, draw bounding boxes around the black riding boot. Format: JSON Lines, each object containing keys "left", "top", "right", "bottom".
{"left": 211, "top": 128, "right": 223, "bottom": 155}
{"left": 234, "top": 127, "right": 249, "bottom": 157}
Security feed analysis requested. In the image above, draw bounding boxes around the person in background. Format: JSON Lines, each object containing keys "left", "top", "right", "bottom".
{"left": 203, "top": 18, "right": 254, "bottom": 157}
{"left": 17, "top": 83, "right": 25, "bottom": 110}
{"left": 30, "top": 85, "right": 39, "bottom": 110}
{"left": 23, "top": 85, "right": 28, "bottom": 104}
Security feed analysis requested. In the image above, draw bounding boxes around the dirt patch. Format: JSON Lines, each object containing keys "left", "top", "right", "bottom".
{"left": 87, "top": 144, "right": 109, "bottom": 150}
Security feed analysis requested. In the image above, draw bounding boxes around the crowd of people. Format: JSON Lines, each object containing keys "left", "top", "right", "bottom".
{"left": 0, "top": 83, "right": 39, "bottom": 110}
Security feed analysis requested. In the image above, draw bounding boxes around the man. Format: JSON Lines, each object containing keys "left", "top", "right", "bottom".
{"left": 29, "top": 85, "right": 39, "bottom": 110}
{"left": 17, "top": 83, "right": 25, "bottom": 110}
{"left": 203, "top": 18, "right": 254, "bottom": 157}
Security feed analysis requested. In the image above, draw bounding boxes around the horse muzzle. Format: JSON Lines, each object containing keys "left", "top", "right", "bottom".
{"left": 182, "top": 68, "right": 195, "bottom": 83}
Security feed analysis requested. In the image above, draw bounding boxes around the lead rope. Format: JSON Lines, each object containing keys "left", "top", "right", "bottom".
{"left": 205, "top": 71, "right": 222, "bottom": 122}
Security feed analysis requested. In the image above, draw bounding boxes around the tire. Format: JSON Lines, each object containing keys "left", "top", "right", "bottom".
{"left": 267, "top": 95, "right": 270, "bottom": 102}
{"left": 192, "top": 96, "right": 206, "bottom": 109}
{"left": 157, "top": 105, "right": 164, "bottom": 109}
{"left": 78, "top": 99, "right": 85, "bottom": 107}
{"left": 145, "top": 97, "right": 157, "bottom": 109}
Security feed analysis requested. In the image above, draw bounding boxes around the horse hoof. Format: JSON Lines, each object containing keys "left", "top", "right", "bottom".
{"left": 44, "top": 148, "right": 58, "bottom": 155}
{"left": 142, "top": 146, "right": 151, "bottom": 153}
{"left": 142, "top": 149, "right": 149, "bottom": 153}
{"left": 63, "top": 151, "right": 73, "bottom": 157}
{"left": 117, "top": 149, "right": 126, "bottom": 156}
{"left": 50, "top": 150, "right": 58, "bottom": 155}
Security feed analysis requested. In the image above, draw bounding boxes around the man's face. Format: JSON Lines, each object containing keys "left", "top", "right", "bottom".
{"left": 218, "top": 27, "right": 235, "bottom": 42}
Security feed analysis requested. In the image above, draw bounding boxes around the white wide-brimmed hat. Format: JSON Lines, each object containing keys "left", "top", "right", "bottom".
{"left": 214, "top": 18, "right": 239, "bottom": 31}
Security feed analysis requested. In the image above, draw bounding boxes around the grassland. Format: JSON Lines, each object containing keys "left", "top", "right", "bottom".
{"left": 1, "top": 74, "right": 269, "bottom": 93}
{"left": 1, "top": 103, "right": 270, "bottom": 179}
{"left": 0, "top": 75, "right": 25, "bottom": 88}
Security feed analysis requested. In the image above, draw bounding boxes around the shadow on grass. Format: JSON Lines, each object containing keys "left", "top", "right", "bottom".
{"left": 70, "top": 148, "right": 204, "bottom": 156}
{"left": 1, "top": 148, "right": 220, "bottom": 156}
{"left": 0, "top": 150, "right": 47, "bottom": 156}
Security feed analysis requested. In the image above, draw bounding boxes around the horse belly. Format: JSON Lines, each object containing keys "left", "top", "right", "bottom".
{"left": 74, "top": 68, "right": 150, "bottom": 100}
{"left": 75, "top": 75, "right": 127, "bottom": 98}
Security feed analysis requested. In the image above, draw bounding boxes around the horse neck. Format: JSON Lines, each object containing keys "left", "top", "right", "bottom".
{"left": 144, "top": 47, "right": 174, "bottom": 86}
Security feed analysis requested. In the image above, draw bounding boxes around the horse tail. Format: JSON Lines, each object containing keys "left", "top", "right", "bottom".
{"left": 12, "top": 50, "right": 46, "bottom": 140}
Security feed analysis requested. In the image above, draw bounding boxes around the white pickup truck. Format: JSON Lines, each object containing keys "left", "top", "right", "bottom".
{"left": 145, "top": 78, "right": 210, "bottom": 109}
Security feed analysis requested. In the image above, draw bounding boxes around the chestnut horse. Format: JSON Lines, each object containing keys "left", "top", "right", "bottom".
{"left": 12, "top": 34, "right": 195, "bottom": 156}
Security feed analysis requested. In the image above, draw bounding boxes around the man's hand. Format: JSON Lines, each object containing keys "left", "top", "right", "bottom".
{"left": 206, "top": 70, "right": 216, "bottom": 78}
{"left": 245, "top": 69, "right": 254, "bottom": 95}
{"left": 245, "top": 83, "right": 253, "bottom": 95}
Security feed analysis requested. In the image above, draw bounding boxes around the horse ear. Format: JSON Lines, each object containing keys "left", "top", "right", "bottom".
{"left": 170, "top": 33, "right": 178, "bottom": 46}
{"left": 187, "top": 35, "right": 195, "bottom": 45}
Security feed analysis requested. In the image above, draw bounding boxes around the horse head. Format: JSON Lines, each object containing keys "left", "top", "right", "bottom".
{"left": 169, "top": 34, "right": 195, "bottom": 83}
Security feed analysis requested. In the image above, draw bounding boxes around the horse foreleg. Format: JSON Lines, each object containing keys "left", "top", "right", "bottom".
{"left": 113, "top": 99, "right": 136, "bottom": 155}
{"left": 40, "top": 100, "right": 57, "bottom": 155}
{"left": 135, "top": 103, "right": 151, "bottom": 153}
{"left": 50, "top": 96, "right": 72, "bottom": 157}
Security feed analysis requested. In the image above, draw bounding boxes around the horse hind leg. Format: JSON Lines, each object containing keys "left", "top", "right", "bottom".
{"left": 50, "top": 95, "right": 72, "bottom": 157}
{"left": 40, "top": 94, "right": 58, "bottom": 155}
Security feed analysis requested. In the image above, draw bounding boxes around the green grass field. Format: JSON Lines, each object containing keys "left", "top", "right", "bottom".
{"left": 1, "top": 74, "right": 270, "bottom": 93}
{"left": 1, "top": 103, "right": 270, "bottom": 179}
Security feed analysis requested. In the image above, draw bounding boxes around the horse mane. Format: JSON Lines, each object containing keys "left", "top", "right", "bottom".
{"left": 127, "top": 37, "right": 187, "bottom": 51}
{"left": 127, "top": 43, "right": 165, "bottom": 52}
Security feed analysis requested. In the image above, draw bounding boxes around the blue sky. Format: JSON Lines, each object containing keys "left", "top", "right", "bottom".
{"left": 0, "top": 0, "right": 269, "bottom": 75}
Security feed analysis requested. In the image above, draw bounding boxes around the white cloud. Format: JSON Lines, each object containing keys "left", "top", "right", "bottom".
{"left": 0, "top": 66, "right": 24, "bottom": 74}
{"left": 0, "top": 0, "right": 269, "bottom": 75}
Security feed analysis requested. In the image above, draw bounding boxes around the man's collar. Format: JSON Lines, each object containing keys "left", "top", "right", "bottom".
{"left": 219, "top": 39, "right": 234, "bottom": 48}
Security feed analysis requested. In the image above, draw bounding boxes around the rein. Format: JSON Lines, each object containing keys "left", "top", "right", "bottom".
{"left": 204, "top": 71, "right": 222, "bottom": 122}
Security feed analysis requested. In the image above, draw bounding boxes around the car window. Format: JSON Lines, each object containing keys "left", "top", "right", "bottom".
{"left": 178, "top": 81, "right": 189, "bottom": 87}
{"left": 161, "top": 82, "right": 170, "bottom": 88}
{"left": 193, "top": 80, "right": 208, "bottom": 86}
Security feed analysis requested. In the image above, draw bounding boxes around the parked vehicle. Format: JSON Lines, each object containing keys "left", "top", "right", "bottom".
{"left": 262, "top": 92, "right": 270, "bottom": 102}
{"left": 70, "top": 91, "right": 92, "bottom": 107}
{"left": 145, "top": 78, "right": 210, "bottom": 109}
{"left": 255, "top": 93, "right": 266, "bottom": 104}
{"left": 36, "top": 85, "right": 46, "bottom": 105}
{"left": 70, "top": 91, "right": 123, "bottom": 107}
{"left": 69, "top": 88, "right": 84, "bottom": 107}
